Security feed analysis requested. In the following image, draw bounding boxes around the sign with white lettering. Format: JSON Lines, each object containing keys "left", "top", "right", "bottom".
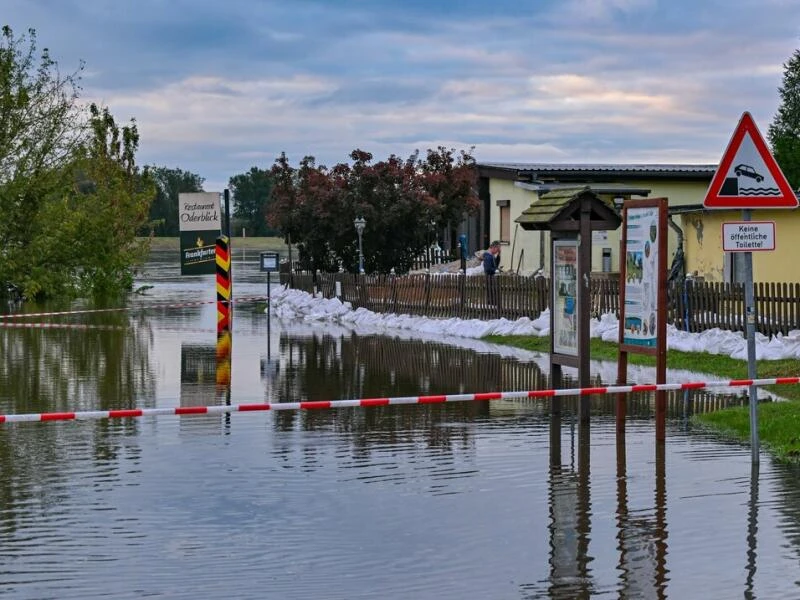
{"left": 259, "top": 252, "right": 280, "bottom": 272}
{"left": 178, "top": 192, "right": 222, "bottom": 275}
{"left": 722, "top": 221, "right": 775, "bottom": 252}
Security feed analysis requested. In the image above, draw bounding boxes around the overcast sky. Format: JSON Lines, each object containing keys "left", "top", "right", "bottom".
{"left": 6, "top": 0, "right": 800, "bottom": 192}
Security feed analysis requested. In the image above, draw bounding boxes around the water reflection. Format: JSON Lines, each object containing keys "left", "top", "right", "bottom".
{"left": 0, "top": 314, "right": 154, "bottom": 542}
{"left": 616, "top": 441, "right": 668, "bottom": 598}
{"left": 745, "top": 464, "right": 759, "bottom": 599}
{"left": 4, "top": 254, "right": 800, "bottom": 597}
{"left": 545, "top": 418, "right": 595, "bottom": 598}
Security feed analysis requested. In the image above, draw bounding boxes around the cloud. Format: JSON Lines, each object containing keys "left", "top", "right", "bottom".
{"left": 556, "top": 0, "right": 657, "bottom": 21}
{"left": 5, "top": 0, "right": 800, "bottom": 191}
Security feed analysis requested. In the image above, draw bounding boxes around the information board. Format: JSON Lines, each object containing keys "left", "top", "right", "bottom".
{"left": 622, "top": 206, "right": 660, "bottom": 348}
{"left": 553, "top": 240, "right": 579, "bottom": 356}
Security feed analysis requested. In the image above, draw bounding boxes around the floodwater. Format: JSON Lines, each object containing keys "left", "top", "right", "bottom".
{"left": 1, "top": 250, "right": 799, "bottom": 599}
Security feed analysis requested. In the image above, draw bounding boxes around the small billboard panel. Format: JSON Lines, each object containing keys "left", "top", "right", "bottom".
{"left": 179, "top": 192, "right": 221, "bottom": 275}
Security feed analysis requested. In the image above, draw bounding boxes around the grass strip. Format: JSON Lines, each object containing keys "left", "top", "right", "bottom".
{"left": 142, "top": 236, "right": 289, "bottom": 251}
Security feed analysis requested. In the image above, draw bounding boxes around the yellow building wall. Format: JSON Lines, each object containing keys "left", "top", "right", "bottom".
{"left": 632, "top": 180, "right": 708, "bottom": 207}
{"left": 488, "top": 179, "right": 548, "bottom": 273}
{"left": 490, "top": 176, "right": 711, "bottom": 276}
{"left": 683, "top": 208, "right": 800, "bottom": 282}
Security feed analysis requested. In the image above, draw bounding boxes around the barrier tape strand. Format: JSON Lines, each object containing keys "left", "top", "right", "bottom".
{"left": 0, "top": 296, "right": 268, "bottom": 321}
{"left": 2, "top": 377, "right": 797, "bottom": 424}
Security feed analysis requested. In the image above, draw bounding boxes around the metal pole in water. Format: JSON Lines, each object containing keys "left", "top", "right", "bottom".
{"left": 267, "top": 271, "right": 272, "bottom": 357}
{"left": 742, "top": 209, "right": 759, "bottom": 465}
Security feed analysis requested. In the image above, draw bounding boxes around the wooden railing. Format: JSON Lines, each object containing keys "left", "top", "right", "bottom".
{"left": 282, "top": 272, "right": 800, "bottom": 337}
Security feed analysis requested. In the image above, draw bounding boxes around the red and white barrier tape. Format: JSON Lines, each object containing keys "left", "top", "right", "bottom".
{"left": 0, "top": 322, "right": 126, "bottom": 331}
{"left": 0, "top": 296, "right": 268, "bottom": 320}
{"left": 2, "top": 377, "right": 797, "bottom": 424}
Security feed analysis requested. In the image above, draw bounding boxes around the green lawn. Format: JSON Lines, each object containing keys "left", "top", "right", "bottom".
{"left": 143, "top": 236, "right": 289, "bottom": 252}
{"left": 485, "top": 333, "right": 800, "bottom": 462}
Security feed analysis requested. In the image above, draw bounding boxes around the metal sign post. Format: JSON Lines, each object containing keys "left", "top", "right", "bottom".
{"left": 741, "top": 210, "right": 760, "bottom": 464}
{"left": 260, "top": 252, "right": 280, "bottom": 356}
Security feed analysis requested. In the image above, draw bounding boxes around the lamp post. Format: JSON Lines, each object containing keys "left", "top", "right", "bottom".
{"left": 354, "top": 216, "right": 366, "bottom": 274}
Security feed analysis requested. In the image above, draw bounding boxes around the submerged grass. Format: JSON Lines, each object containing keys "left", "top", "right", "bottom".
{"left": 485, "top": 333, "right": 800, "bottom": 462}
{"left": 694, "top": 402, "right": 800, "bottom": 461}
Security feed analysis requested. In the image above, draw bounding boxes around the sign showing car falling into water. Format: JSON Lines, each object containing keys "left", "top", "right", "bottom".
{"left": 718, "top": 161, "right": 779, "bottom": 197}
{"left": 704, "top": 111, "right": 797, "bottom": 208}
{"left": 734, "top": 164, "right": 764, "bottom": 183}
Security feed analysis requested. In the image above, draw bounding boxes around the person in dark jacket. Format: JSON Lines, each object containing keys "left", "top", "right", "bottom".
{"left": 483, "top": 241, "right": 501, "bottom": 305}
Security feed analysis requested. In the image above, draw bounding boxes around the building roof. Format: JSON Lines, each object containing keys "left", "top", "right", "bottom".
{"left": 514, "top": 181, "right": 651, "bottom": 197}
{"left": 479, "top": 162, "right": 717, "bottom": 181}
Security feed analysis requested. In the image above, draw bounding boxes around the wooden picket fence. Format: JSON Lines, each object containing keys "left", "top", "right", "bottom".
{"left": 282, "top": 272, "right": 800, "bottom": 338}
{"left": 409, "top": 248, "right": 459, "bottom": 271}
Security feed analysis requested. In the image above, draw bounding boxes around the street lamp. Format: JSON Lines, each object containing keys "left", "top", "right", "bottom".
{"left": 354, "top": 216, "right": 366, "bottom": 274}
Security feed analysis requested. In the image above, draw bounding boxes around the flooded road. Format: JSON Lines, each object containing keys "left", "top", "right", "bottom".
{"left": 0, "top": 249, "right": 798, "bottom": 599}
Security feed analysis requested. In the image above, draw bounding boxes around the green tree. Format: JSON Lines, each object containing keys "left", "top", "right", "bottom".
{"left": 229, "top": 166, "right": 275, "bottom": 236}
{"left": 0, "top": 26, "right": 87, "bottom": 295}
{"left": 769, "top": 48, "right": 800, "bottom": 190}
{"left": 19, "top": 104, "right": 155, "bottom": 298}
{"left": 145, "top": 166, "right": 205, "bottom": 236}
{"left": 0, "top": 26, "right": 154, "bottom": 299}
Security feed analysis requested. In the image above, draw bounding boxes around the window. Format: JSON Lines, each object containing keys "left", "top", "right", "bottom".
{"left": 496, "top": 200, "right": 511, "bottom": 243}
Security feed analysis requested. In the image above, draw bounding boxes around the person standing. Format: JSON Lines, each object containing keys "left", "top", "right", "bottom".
{"left": 483, "top": 241, "right": 501, "bottom": 306}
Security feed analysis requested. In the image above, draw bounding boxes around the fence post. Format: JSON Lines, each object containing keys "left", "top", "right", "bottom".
{"left": 683, "top": 278, "right": 691, "bottom": 332}
{"left": 425, "top": 271, "right": 432, "bottom": 316}
{"left": 459, "top": 270, "right": 466, "bottom": 317}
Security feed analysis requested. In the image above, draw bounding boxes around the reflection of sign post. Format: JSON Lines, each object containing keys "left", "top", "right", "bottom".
{"left": 617, "top": 198, "right": 668, "bottom": 442}
{"left": 179, "top": 192, "right": 221, "bottom": 275}
{"left": 553, "top": 241, "right": 578, "bottom": 356}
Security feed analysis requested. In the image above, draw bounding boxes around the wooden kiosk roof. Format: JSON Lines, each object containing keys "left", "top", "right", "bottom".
{"left": 515, "top": 185, "right": 621, "bottom": 232}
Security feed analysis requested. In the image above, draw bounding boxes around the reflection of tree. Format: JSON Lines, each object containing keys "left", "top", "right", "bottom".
{"left": 0, "top": 310, "right": 155, "bottom": 533}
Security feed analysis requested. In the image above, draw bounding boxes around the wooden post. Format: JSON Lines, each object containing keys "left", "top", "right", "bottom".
{"left": 578, "top": 197, "right": 592, "bottom": 422}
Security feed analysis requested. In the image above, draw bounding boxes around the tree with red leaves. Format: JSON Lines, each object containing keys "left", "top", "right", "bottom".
{"left": 268, "top": 147, "right": 478, "bottom": 274}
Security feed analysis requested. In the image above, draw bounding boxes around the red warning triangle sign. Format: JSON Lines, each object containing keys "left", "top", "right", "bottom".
{"left": 703, "top": 111, "right": 798, "bottom": 209}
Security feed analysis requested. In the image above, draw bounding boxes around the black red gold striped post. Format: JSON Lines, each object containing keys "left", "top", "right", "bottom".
{"left": 216, "top": 235, "right": 232, "bottom": 333}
